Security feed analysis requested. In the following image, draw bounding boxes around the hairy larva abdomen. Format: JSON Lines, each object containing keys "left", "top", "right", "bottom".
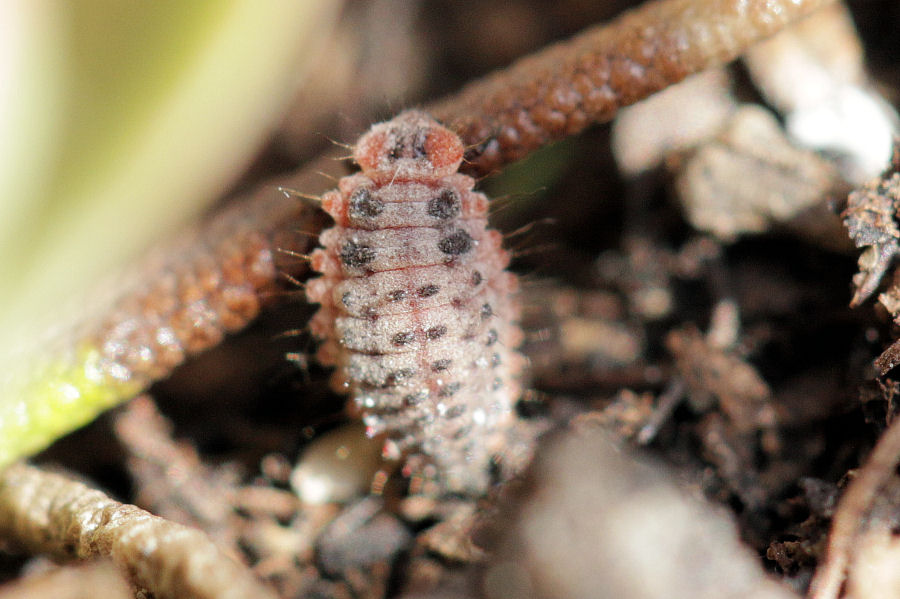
{"left": 307, "top": 110, "right": 524, "bottom": 493}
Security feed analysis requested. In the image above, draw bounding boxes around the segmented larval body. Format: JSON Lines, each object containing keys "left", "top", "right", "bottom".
{"left": 306, "top": 111, "right": 524, "bottom": 493}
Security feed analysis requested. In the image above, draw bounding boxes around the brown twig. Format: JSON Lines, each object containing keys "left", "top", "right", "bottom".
{"left": 85, "top": 156, "right": 336, "bottom": 389}
{"left": 0, "top": 462, "right": 278, "bottom": 599}
{"left": 0, "top": 560, "right": 132, "bottom": 599}
{"left": 113, "top": 395, "right": 240, "bottom": 548}
{"left": 807, "top": 414, "right": 900, "bottom": 599}
{"left": 430, "top": 0, "right": 836, "bottom": 176}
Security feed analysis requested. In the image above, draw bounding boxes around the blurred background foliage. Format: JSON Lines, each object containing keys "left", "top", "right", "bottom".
{"left": 0, "top": 0, "right": 339, "bottom": 367}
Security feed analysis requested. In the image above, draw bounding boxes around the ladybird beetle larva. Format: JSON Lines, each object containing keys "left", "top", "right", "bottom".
{"left": 305, "top": 111, "right": 525, "bottom": 493}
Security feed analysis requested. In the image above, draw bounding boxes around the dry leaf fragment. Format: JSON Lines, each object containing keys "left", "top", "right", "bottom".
{"left": 845, "top": 147, "right": 900, "bottom": 308}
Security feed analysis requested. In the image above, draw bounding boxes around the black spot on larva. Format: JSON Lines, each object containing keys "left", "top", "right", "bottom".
{"left": 445, "top": 405, "right": 466, "bottom": 419}
{"left": 480, "top": 303, "right": 493, "bottom": 320}
{"left": 340, "top": 240, "right": 375, "bottom": 267}
{"left": 383, "top": 368, "right": 415, "bottom": 387}
{"left": 392, "top": 331, "right": 416, "bottom": 346}
{"left": 412, "top": 129, "right": 428, "bottom": 158}
{"left": 451, "top": 297, "right": 464, "bottom": 309}
{"left": 341, "top": 292, "right": 352, "bottom": 307}
{"left": 486, "top": 329, "right": 498, "bottom": 346}
{"left": 427, "top": 189, "right": 461, "bottom": 219}
{"left": 425, "top": 325, "right": 447, "bottom": 340}
{"left": 444, "top": 405, "right": 465, "bottom": 419}
{"left": 431, "top": 358, "right": 452, "bottom": 372}
{"left": 363, "top": 307, "right": 379, "bottom": 321}
{"left": 403, "top": 391, "right": 427, "bottom": 406}
{"left": 452, "top": 424, "right": 472, "bottom": 439}
{"left": 438, "top": 229, "right": 474, "bottom": 256}
{"left": 491, "top": 352, "right": 502, "bottom": 367}
{"left": 348, "top": 187, "right": 384, "bottom": 219}
{"left": 492, "top": 377, "right": 503, "bottom": 391}
{"left": 417, "top": 284, "right": 439, "bottom": 298}
{"left": 471, "top": 270, "right": 483, "bottom": 286}
{"left": 387, "top": 289, "right": 407, "bottom": 302}
{"left": 438, "top": 382, "right": 462, "bottom": 398}
{"left": 388, "top": 130, "right": 428, "bottom": 160}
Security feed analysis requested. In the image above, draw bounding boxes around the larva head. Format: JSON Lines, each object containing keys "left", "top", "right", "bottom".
{"left": 354, "top": 111, "right": 464, "bottom": 181}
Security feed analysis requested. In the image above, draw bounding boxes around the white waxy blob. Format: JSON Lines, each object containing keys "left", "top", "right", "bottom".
{"left": 785, "top": 86, "right": 897, "bottom": 183}
{"left": 290, "top": 423, "right": 385, "bottom": 505}
{"left": 744, "top": 4, "right": 898, "bottom": 184}
{"left": 611, "top": 68, "right": 736, "bottom": 176}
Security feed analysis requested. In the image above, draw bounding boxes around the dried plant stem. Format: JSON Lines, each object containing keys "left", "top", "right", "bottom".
{"left": 0, "top": 560, "right": 132, "bottom": 599}
{"left": 807, "top": 415, "right": 900, "bottom": 599}
{"left": 430, "top": 0, "right": 837, "bottom": 175}
{"left": 0, "top": 462, "right": 277, "bottom": 599}
{"left": 0, "top": 0, "right": 837, "bottom": 468}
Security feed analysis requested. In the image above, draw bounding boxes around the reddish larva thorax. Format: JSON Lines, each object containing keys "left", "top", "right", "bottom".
{"left": 307, "top": 111, "right": 524, "bottom": 493}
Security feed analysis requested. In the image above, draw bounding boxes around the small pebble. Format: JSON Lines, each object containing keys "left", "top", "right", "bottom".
{"left": 290, "top": 423, "right": 384, "bottom": 505}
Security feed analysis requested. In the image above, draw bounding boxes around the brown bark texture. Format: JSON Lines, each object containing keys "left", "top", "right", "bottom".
{"left": 0, "top": 463, "right": 277, "bottom": 599}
